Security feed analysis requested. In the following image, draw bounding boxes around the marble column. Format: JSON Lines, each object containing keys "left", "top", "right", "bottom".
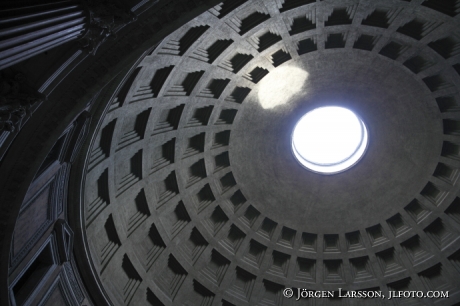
{"left": 0, "top": 0, "right": 87, "bottom": 70}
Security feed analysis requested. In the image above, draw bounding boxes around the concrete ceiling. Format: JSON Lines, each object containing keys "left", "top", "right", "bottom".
{"left": 80, "top": 0, "right": 460, "bottom": 305}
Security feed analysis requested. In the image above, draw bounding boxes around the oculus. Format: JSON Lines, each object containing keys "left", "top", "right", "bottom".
{"left": 292, "top": 106, "right": 368, "bottom": 174}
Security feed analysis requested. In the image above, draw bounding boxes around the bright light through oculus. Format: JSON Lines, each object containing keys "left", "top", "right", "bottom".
{"left": 258, "top": 66, "right": 308, "bottom": 109}
{"left": 292, "top": 106, "right": 368, "bottom": 174}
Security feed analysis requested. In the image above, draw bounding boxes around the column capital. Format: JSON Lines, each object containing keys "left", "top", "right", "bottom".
{"left": 0, "top": 71, "right": 46, "bottom": 132}
{"left": 79, "top": 0, "right": 138, "bottom": 55}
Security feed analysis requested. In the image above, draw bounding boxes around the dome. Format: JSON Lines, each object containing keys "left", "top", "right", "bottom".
{"left": 80, "top": 1, "right": 460, "bottom": 304}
